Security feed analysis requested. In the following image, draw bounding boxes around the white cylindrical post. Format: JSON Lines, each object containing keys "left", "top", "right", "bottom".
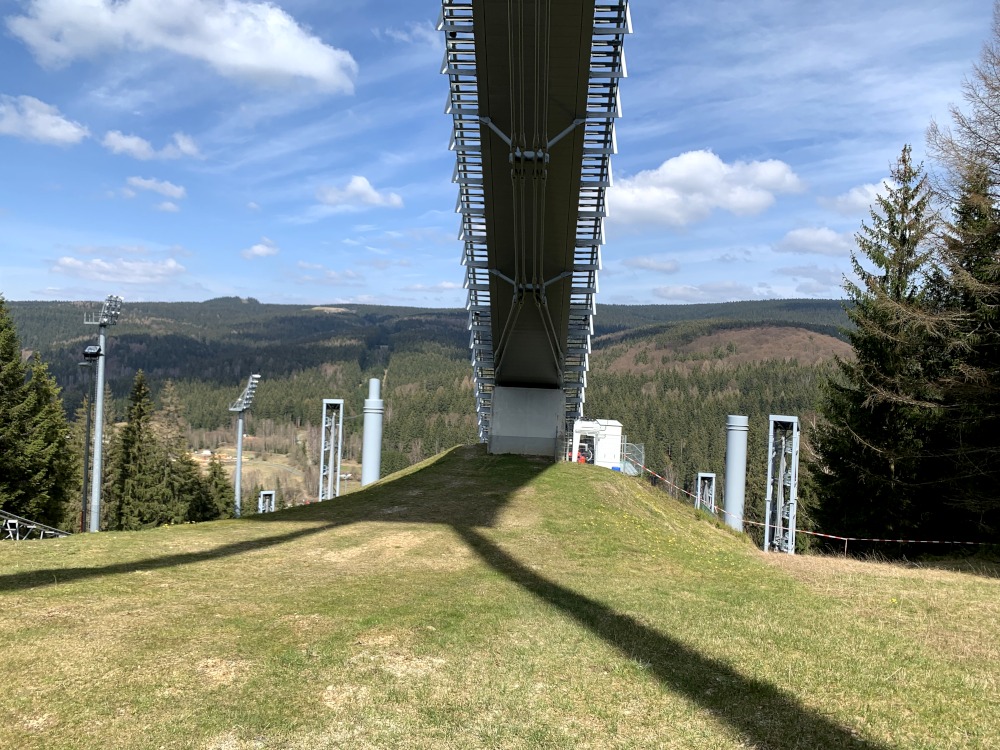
{"left": 361, "top": 378, "right": 384, "bottom": 486}
{"left": 88, "top": 329, "right": 107, "bottom": 532}
{"left": 724, "top": 415, "right": 749, "bottom": 532}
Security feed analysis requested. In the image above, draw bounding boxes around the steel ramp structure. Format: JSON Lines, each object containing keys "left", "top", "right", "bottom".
{"left": 441, "top": 0, "right": 630, "bottom": 456}
{"left": 1, "top": 509, "right": 70, "bottom": 540}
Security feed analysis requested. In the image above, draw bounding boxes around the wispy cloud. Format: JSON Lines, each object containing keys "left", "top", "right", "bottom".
{"left": 400, "top": 281, "right": 461, "bottom": 292}
{"left": 374, "top": 21, "right": 439, "bottom": 47}
{"left": 103, "top": 130, "right": 200, "bottom": 160}
{"left": 126, "top": 176, "right": 186, "bottom": 199}
{"left": 820, "top": 180, "right": 893, "bottom": 215}
{"left": 53, "top": 255, "right": 185, "bottom": 283}
{"left": 652, "top": 280, "right": 771, "bottom": 304}
{"left": 776, "top": 227, "right": 854, "bottom": 257}
{"left": 0, "top": 94, "right": 89, "bottom": 145}
{"left": 622, "top": 256, "right": 680, "bottom": 274}
{"left": 8, "top": 0, "right": 358, "bottom": 92}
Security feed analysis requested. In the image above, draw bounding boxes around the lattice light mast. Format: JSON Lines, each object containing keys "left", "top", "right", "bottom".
{"left": 319, "top": 399, "right": 344, "bottom": 502}
{"left": 763, "top": 415, "right": 800, "bottom": 554}
{"left": 84, "top": 294, "right": 123, "bottom": 532}
{"left": 228, "top": 374, "right": 261, "bottom": 518}
{"left": 695, "top": 472, "right": 716, "bottom": 515}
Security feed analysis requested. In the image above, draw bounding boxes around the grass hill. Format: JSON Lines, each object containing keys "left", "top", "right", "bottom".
{"left": 2, "top": 447, "right": 997, "bottom": 749}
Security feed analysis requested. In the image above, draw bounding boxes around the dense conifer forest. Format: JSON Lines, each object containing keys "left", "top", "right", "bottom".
{"left": 5, "top": 296, "right": 844, "bottom": 537}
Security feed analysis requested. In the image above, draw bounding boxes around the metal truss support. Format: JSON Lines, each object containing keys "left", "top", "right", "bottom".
{"left": 319, "top": 399, "right": 344, "bottom": 502}
{"left": 763, "top": 415, "right": 800, "bottom": 554}
{"left": 696, "top": 472, "right": 717, "bottom": 514}
{"left": 258, "top": 490, "right": 276, "bottom": 514}
{"left": 440, "top": 0, "right": 631, "bottom": 445}
{"left": 1, "top": 510, "right": 70, "bottom": 540}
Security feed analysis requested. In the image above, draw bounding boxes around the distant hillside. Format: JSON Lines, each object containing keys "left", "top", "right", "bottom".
{"left": 595, "top": 298, "right": 849, "bottom": 338}
{"left": 6, "top": 296, "right": 848, "bottom": 513}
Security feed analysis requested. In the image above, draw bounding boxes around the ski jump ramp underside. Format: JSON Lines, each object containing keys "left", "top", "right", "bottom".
{"left": 441, "top": 0, "right": 630, "bottom": 456}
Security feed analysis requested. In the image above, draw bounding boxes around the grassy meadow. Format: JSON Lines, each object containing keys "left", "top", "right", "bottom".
{"left": 1, "top": 445, "right": 997, "bottom": 749}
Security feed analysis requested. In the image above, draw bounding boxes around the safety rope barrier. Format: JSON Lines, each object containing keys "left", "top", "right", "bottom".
{"left": 622, "top": 459, "right": 991, "bottom": 552}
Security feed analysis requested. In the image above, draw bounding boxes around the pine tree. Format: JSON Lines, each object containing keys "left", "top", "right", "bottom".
{"left": 0, "top": 298, "right": 75, "bottom": 526}
{"left": 20, "top": 355, "right": 76, "bottom": 526}
{"left": 0, "top": 296, "right": 29, "bottom": 512}
{"left": 933, "top": 163, "right": 1000, "bottom": 529}
{"left": 812, "top": 146, "right": 942, "bottom": 540}
{"left": 189, "top": 455, "right": 233, "bottom": 521}
{"left": 110, "top": 371, "right": 173, "bottom": 530}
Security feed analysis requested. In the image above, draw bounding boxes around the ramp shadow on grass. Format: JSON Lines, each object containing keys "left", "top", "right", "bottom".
{"left": 0, "top": 446, "right": 537, "bottom": 592}
{"left": 1, "top": 444, "right": 894, "bottom": 749}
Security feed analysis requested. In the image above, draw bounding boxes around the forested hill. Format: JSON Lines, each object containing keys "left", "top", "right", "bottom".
{"left": 595, "top": 298, "right": 848, "bottom": 338}
{"left": 7, "top": 295, "right": 848, "bottom": 527}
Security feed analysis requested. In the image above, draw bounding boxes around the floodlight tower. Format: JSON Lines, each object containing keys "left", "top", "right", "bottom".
{"left": 228, "top": 374, "right": 261, "bottom": 518}
{"left": 84, "top": 294, "right": 123, "bottom": 532}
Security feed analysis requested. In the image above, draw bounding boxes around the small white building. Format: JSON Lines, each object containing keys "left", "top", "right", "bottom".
{"left": 570, "top": 419, "right": 624, "bottom": 471}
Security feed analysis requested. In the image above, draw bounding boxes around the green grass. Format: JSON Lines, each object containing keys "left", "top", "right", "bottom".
{"left": 2, "top": 445, "right": 998, "bottom": 749}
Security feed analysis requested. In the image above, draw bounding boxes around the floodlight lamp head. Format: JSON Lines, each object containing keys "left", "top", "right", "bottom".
{"left": 82, "top": 345, "right": 102, "bottom": 361}
{"left": 99, "top": 295, "right": 123, "bottom": 326}
{"left": 228, "top": 373, "right": 262, "bottom": 413}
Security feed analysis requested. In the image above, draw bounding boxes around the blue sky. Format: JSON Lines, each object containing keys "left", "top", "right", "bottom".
{"left": 0, "top": 0, "right": 992, "bottom": 307}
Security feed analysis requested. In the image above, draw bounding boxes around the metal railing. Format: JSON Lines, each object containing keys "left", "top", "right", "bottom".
{"left": 1, "top": 509, "right": 71, "bottom": 540}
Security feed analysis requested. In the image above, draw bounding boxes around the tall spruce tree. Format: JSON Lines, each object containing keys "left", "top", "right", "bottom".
{"left": 0, "top": 298, "right": 75, "bottom": 526}
{"left": 109, "top": 371, "right": 176, "bottom": 530}
{"left": 933, "top": 164, "right": 1000, "bottom": 531}
{"left": 812, "top": 146, "right": 942, "bottom": 541}
{"left": 925, "top": 3, "right": 1000, "bottom": 536}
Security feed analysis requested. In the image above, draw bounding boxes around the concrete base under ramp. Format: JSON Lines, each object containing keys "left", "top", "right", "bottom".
{"left": 488, "top": 386, "right": 565, "bottom": 457}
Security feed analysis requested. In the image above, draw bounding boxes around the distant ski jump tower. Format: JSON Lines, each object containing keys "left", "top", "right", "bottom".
{"left": 441, "top": 0, "right": 631, "bottom": 456}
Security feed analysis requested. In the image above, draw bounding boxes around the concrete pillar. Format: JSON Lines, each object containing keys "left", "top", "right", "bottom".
{"left": 724, "top": 415, "right": 749, "bottom": 532}
{"left": 361, "top": 378, "right": 384, "bottom": 486}
{"left": 488, "top": 386, "right": 565, "bottom": 456}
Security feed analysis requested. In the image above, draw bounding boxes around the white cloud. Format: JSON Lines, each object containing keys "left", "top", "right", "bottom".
{"left": 609, "top": 150, "right": 803, "bottom": 227}
{"left": 8, "top": 0, "right": 358, "bottom": 92}
{"left": 241, "top": 237, "right": 278, "bottom": 259}
{"left": 103, "top": 130, "right": 200, "bottom": 159}
{"left": 776, "top": 227, "right": 854, "bottom": 257}
{"left": 376, "top": 22, "right": 438, "bottom": 47}
{"left": 401, "top": 281, "right": 461, "bottom": 292}
{"left": 155, "top": 201, "right": 180, "bottom": 212}
{"left": 53, "top": 255, "right": 185, "bottom": 283}
{"left": 167, "top": 132, "right": 199, "bottom": 158}
{"left": 652, "top": 280, "right": 768, "bottom": 304}
{"left": 623, "top": 256, "right": 680, "bottom": 274}
{"left": 247, "top": 201, "right": 261, "bottom": 211}
{"left": 820, "top": 180, "right": 892, "bottom": 215}
{"left": 0, "top": 94, "right": 89, "bottom": 144}
{"left": 103, "top": 130, "right": 155, "bottom": 159}
{"left": 316, "top": 176, "right": 404, "bottom": 212}
{"left": 776, "top": 264, "right": 845, "bottom": 294}
{"left": 126, "top": 176, "right": 186, "bottom": 199}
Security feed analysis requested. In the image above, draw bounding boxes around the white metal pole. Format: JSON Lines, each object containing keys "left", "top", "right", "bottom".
{"left": 234, "top": 411, "right": 245, "bottom": 518}
{"left": 88, "top": 328, "right": 107, "bottom": 532}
